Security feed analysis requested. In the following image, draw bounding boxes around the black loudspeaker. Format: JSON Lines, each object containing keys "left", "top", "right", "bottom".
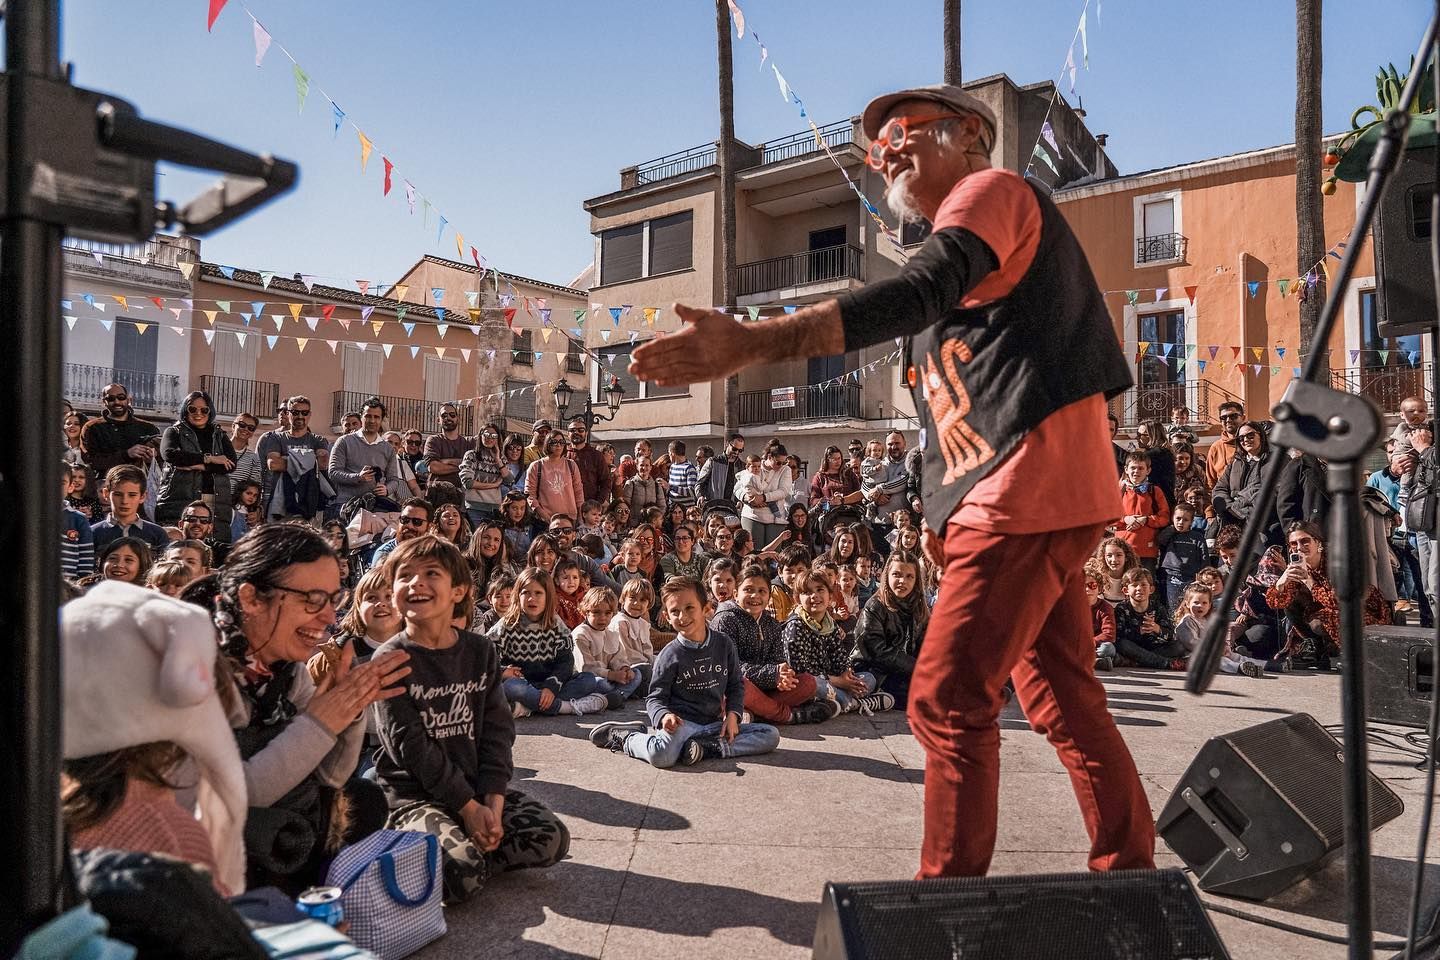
{"left": 811, "top": 869, "right": 1230, "bottom": 959}
{"left": 1157, "top": 713, "right": 1404, "bottom": 900}
{"left": 1372, "top": 144, "right": 1437, "bottom": 337}
{"left": 1365, "top": 623, "right": 1436, "bottom": 728}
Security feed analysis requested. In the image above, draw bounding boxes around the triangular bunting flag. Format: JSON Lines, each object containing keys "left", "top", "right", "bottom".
{"left": 133, "top": 322, "right": 150, "bottom": 335}
{"left": 1184, "top": 285, "right": 1198, "bottom": 304}
{"left": 1270, "top": 366, "right": 1280, "bottom": 376}
{"left": 1278, "top": 279, "right": 1290, "bottom": 298}
{"left": 461, "top": 348, "right": 472, "bottom": 363}
{"left": 1350, "top": 349, "right": 1361, "bottom": 364}
{"left": 360, "top": 306, "right": 374, "bottom": 322}
{"left": 383, "top": 157, "right": 393, "bottom": 196}
{"left": 643, "top": 307, "right": 658, "bottom": 325}
{"left": 503, "top": 308, "right": 516, "bottom": 328}
{"left": 207, "top": 0, "right": 229, "bottom": 31}
{"left": 337, "top": 318, "right": 352, "bottom": 331}
{"left": 321, "top": 304, "right": 335, "bottom": 322}
{"left": 296, "top": 338, "right": 308, "bottom": 354}
{"left": 393, "top": 283, "right": 409, "bottom": 301}
{"left": 382, "top": 343, "right": 394, "bottom": 358}
{"left": 1246, "top": 281, "right": 1260, "bottom": 299}
{"left": 215, "top": 300, "right": 231, "bottom": 313}
{"left": 1275, "top": 346, "right": 1286, "bottom": 360}
{"left": 179, "top": 261, "right": 196, "bottom": 280}
{"left": 301, "top": 275, "right": 316, "bottom": 294}
{"left": 357, "top": 130, "right": 373, "bottom": 172}
{"left": 436, "top": 323, "right": 448, "bottom": 339}
{"left": 1197, "top": 359, "right": 1207, "bottom": 374}
{"left": 292, "top": 64, "right": 309, "bottom": 113}
{"left": 410, "top": 346, "right": 420, "bottom": 359}
{"left": 271, "top": 315, "right": 284, "bottom": 331}
{"left": 1251, "top": 347, "right": 1265, "bottom": 362}
{"left": 371, "top": 321, "right": 384, "bottom": 336}
{"left": 1137, "top": 341, "right": 1150, "bottom": 355}
{"left": 98, "top": 318, "right": 113, "bottom": 331}
{"left": 331, "top": 101, "right": 345, "bottom": 138}
{"left": 265, "top": 335, "right": 278, "bottom": 350}
{"left": 112, "top": 295, "right": 129, "bottom": 311}
{"left": 63, "top": 315, "right": 77, "bottom": 331}
{"left": 466, "top": 291, "right": 480, "bottom": 309}
{"left": 1379, "top": 349, "right": 1390, "bottom": 365}
{"left": 326, "top": 339, "right": 338, "bottom": 353}
{"left": 396, "top": 306, "right": 409, "bottom": 323}
{"left": 149, "top": 296, "right": 165, "bottom": 311}
{"left": 1231, "top": 346, "right": 1242, "bottom": 360}
{"left": 234, "top": 331, "right": 247, "bottom": 347}
{"left": 1156, "top": 288, "right": 1167, "bottom": 302}
{"left": 402, "top": 322, "right": 416, "bottom": 337}
{"left": 1125, "top": 290, "right": 1139, "bottom": 306}
{"left": 539, "top": 308, "right": 552, "bottom": 325}
{"left": 574, "top": 309, "right": 587, "bottom": 323}
{"left": 305, "top": 316, "right": 319, "bottom": 332}
{"left": 202, "top": 310, "right": 218, "bottom": 325}
{"left": 609, "top": 307, "right": 622, "bottom": 325}
{"left": 203, "top": 329, "right": 215, "bottom": 345}
{"left": 287, "top": 302, "right": 302, "bottom": 320}
{"left": 600, "top": 330, "right": 611, "bottom": 342}
{"left": 260, "top": 271, "right": 274, "bottom": 289}
{"left": 357, "top": 280, "right": 371, "bottom": 295}
{"left": 435, "top": 307, "right": 446, "bottom": 324}
{"left": 1251, "top": 364, "right": 1262, "bottom": 376}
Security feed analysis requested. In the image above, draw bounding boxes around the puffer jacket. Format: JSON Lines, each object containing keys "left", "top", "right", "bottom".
{"left": 849, "top": 596, "right": 925, "bottom": 682}
{"left": 156, "top": 402, "right": 236, "bottom": 528}
{"left": 1405, "top": 446, "right": 1437, "bottom": 535}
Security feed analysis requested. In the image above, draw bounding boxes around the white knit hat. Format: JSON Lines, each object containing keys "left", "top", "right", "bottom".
{"left": 62, "top": 580, "right": 247, "bottom": 896}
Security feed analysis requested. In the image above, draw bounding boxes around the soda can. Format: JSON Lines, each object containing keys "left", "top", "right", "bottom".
{"left": 296, "top": 886, "right": 344, "bottom": 927}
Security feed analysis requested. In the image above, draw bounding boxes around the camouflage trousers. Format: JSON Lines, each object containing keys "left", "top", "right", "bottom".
{"left": 388, "top": 789, "right": 569, "bottom": 903}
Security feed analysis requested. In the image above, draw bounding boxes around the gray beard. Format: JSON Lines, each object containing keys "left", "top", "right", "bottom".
{"left": 884, "top": 172, "right": 925, "bottom": 224}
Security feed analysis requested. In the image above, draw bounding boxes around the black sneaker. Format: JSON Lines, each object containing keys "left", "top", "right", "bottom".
{"left": 690, "top": 736, "right": 724, "bottom": 761}
{"left": 1094, "top": 655, "right": 1114, "bottom": 672}
{"left": 790, "top": 699, "right": 841, "bottom": 725}
{"left": 679, "top": 738, "right": 706, "bottom": 765}
{"left": 588, "top": 720, "right": 647, "bottom": 751}
{"left": 603, "top": 690, "right": 627, "bottom": 711}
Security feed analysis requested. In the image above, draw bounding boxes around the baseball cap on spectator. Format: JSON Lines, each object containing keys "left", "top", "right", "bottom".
{"left": 532, "top": 419, "right": 552, "bottom": 432}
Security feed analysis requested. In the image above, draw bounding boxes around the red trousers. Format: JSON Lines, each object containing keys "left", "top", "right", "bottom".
{"left": 909, "top": 522, "right": 1155, "bottom": 877}
{"left": 743, "top": 674, "right": 819, "bottom": 724}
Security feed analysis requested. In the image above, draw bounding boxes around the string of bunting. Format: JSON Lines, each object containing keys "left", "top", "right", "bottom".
{"left": 1103, "top": 239, "right": 1349, "bottom": 306}
{"left": 723, "top": 0, "right": 905, "bottom": 253}
{"left": 1023, "top": 0, "right": 1099, "bottom": 183}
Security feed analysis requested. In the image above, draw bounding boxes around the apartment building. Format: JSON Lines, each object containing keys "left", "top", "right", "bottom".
{"left": 1055, "top": 141, "right": 1428, "bottom": 429}
{"left": 581, "top": 73, "right": 1115, "bottom": 470}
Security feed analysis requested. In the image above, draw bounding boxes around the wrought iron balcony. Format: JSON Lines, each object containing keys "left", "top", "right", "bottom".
{"left": 736, "top": 243, "right": 864, "bottom": 298}
{"left": 1135, "top": 233, "right": 1188, "bottom": 264}
{"left": 331, "top": 390, "right": 476, "bottom": 436}
{"left": 1331, "top": 362, "right": 1434, "bottom": 415}
{"left": 65, "top": 363, "right": 181, "bottom": 414}
{"left": 199, "top": 375, "right": 280, "bottom": 420}
{"left": 1110, "top": 380, "right": 1244, "bottom": 429}
{"left": 738, "top": 383, "right": 862, "bottom": 426}
{"left": 631, "top": 119, "right": 855, "bottom": 188}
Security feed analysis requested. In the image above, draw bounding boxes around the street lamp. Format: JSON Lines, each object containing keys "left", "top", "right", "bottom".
{"left": 553, "top": 375, "right": 625, "bottom": 432}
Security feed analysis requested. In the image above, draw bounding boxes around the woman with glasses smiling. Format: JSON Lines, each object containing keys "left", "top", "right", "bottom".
{"left": 1211, "top": 420, "right": 1282, "bottom": 547}
{"left": 210, "top": 523, "right": 412, "bottom": 891}
{"left": 156, "top": 390, "right": 237, "bottom": 531}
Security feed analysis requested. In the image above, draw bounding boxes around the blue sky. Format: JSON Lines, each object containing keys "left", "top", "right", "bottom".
{"left": 60, "top": 0, "right": 1429, "bottom": 290}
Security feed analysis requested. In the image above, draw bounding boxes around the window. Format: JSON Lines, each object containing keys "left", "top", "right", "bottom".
{"left": 648, "top": 211, "right": 694, "bottom": 274}
{"left": 1133, "top": 190, "right": 1185, "bottom": 265}
{"left": 566, "top": 352, "right": 585, "bottom": 374}
{"left": 512, "top": 329, "right": 533, "bottom": 366}
{"left": 113, "top": 320, "right": 158, "bottom": 377}
{"left": 597, "top": 211, "right": 696, "bottom": 286}
{"left": 902, "top": 218, "right": 932, "bottom": 247}
{"left": 341, "top": 343, "right": 382, "bottom": 394}
{"left": 600, "top": 223, "right": 644, "bottom": 285}
{"left": 503, "top": 378, "right": 536, "bottom": 422}
{"left": 1138, "top": 310, "right": 1186, "bottom": 387}
{"left": 595, "top": 343, "right": 685, "bottom": 400}
{"left": 424, "top": 356, "right": 459, "bottom": 404}
{"left": 212, "top": 323, "right": 259, "bottom": 381}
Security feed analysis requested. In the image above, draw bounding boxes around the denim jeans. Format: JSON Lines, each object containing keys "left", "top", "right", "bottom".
{"left": 814, "top": 671, "right": 878, "bottom": 712}
{"left": 1095, "top": 642, "right": 1117, "bottom": 660}
{"left": 621, "top": 716, "right": 780, "bottom": 768}
{"left": 1418, "top": 532, "right": 1439, "bottom": 618}
{"left": 595, "top": 663, "right": 649, "bottom": 700}
{"left": 502, "top": 674, "right": 600, "bottom": 715}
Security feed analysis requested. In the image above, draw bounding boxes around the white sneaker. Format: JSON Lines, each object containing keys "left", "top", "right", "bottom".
{"left": 511, "top": 702, "right": 532, "bottom": 719}
{"left": 569, "top": 693, "right": 609, "bottom": 716}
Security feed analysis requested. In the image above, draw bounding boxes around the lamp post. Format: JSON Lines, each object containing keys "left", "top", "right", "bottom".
{"left": 553, "top": 375, "right": 625, "bottom": 434}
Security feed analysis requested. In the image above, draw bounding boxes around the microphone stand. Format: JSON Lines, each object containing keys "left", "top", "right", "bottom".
{"left": 1185, "top": 10, "right": 1440, "bottom": 960}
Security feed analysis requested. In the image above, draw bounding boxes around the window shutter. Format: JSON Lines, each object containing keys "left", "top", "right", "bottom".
{"left": 600, "top": 223, "right": 644, "bottom": 285}
{"left": 648, "top": 211, "right": 694, "bottom": 274}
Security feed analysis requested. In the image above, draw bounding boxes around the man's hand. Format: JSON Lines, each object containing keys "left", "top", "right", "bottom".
{"left": 629, "top": 305, "right": 756, "bottom": 387}
{"left": 126, "top": 443, "right": 152, "bottom": 461}
{"left": 660, "top": 712, "right": 682, "bottom": 734}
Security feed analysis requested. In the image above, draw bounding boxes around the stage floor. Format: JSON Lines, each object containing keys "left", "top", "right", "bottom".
{"left": 417, "top": 669, "right": 1439, "bottom": 959}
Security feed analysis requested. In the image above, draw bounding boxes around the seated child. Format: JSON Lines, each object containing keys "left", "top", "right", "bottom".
{"left": 854, "top": 554, "right": 877, "bottom": 608}
{"left": 784, "top": 572, "right": 893, "bottom": 713}
{"left": 146, "top": 558, "right": 191, "bottom": 598}
{"left": 489, "top": 567, "right": 607, "bottom": 718}
{"left": 577, "top": 500, "right": 605, "bottom": 540}
{"left": 1094, "top": 536, "right": 1138, "bottom": 605}
{"left": 1174, "top": 582, "right": 1264, "bottom": 678}
{"left": 573, "top": 587, "right": 648, "bottom": 702}
{"left": 577, "top": 533, "right": 611, "bottom": 565}
{"left": 612, "top": 577, "right": 661, "bottom": 657}
{"left": 1113, "top": 568, "right": 1186, "bottom": 670}
{"left": 705, "top": 556, "right": 740, "bottom": 609}
{"left": 604, "top": 538, "right": 649, "bottom": 588}
{"left": 710, "top": 564, "right": 835, "bottom": 725}
{"left": 588, "top": 576, "right": 781, "bottom": 767}
{"left": 472, "top": 573, "right": 515, "bottom": 635}
{"left": 1156, "top": 503, "right": 1208, "bottom": 605}
{"left": 553, "top": 557, "right": 587, "bottom": 630}
{"left": 1117, "top": 451, "right": 1171, "bottom": 571}
{"left": 832, "top": 563, "right": 861, "bottom": 634}
{"left": 1083, "top": 559, "right": 1118, "bottom": 670}
{"left": 372, "top": 537, "right": 568, "bottom": 903}
{"left": 769, "top": 544, "right": 811, "bottom": 622}
{"left": 850, "top": 553, "right": 927, "bottom": 708}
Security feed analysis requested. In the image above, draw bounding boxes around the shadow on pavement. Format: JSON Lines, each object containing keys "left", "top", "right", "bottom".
{"left": 748, "top": 746, "right": 917, "bottom": 783}
{"left": 513, "top": 766, "right": 692, "bottom": 831}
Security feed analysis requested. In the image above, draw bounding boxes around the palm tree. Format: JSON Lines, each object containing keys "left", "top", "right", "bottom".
{"left": 944, "top": 0, "right": 962, "bottom": 85}
{"left": 1295, "top": 0, "right": 1327, "bottom": 376}
{"left": 716, "top": 0, "right": 739, "bottom": 432}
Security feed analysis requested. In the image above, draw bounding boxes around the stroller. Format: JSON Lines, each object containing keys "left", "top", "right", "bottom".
{"left": 340, "top": 492, "right": 403, "bottom": 572}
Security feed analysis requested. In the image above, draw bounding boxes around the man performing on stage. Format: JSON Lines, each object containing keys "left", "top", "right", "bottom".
{"left": 630, "top": 85, "right": 1156, "bottom": 877}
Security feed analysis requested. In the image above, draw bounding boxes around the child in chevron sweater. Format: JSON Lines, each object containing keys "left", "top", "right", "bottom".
{"left": 489, "top": 567, "right": 614, "bottom": 719}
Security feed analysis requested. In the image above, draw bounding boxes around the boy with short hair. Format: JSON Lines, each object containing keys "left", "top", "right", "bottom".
{"left": 1113, "top": 568, "right": 1186, "bottom": 670}
{"left": 770, "top": 544, "right": 813, "bottom": 622}
{"left": 1117, "top": 451, "right": 1170, "bottom": 571}
{"left": 666, "top": 440, "right": 698, "bottom": 508}
{"left": 1156, "top": 503, "right": 1208, "bottom": 606}
{"left": 90, "top": 464, "right": 169, "bottom": 553}
{"left": 589, "top": 576, "right": 780, "bottom": 767}
{"left": 577, "top": 500, "right": 605, "bottom": 539}
{"left": 373, "top": 536, "right": 568, "bottom": 902}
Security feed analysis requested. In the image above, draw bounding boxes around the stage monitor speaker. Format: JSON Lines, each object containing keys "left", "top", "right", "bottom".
{"left": 1157, "top": 713, "right": 1404, "bottom": 901}
{"left": 811, "top": 868, "right": 1230, "bottom": 960}
{"left": 1373, "top": 144, "right": 1437, "bottom": 337}
{"left": 1365, "top": 623, "right": 1436, "bottom": 728}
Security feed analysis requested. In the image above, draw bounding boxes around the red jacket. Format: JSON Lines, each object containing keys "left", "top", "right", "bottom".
{"left": 1116, "top": 482, "right": 1170, "bottom": 558}
{"left": 1091, "top": 600, "right": 1116, "bottom": 647}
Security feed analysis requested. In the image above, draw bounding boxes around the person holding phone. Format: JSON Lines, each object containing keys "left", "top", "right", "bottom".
{"left": 1264, "top": 520, "right": 1391, "bottom": 669}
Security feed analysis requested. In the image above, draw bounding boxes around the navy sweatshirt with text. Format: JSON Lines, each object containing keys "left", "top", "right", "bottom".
{"left": 646, "top": 627, "right": 746, "bottom": 727}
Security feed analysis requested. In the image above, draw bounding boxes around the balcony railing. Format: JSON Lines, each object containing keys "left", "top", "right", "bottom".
{"left": 635, "top": 142, "right": 719, "bottom": 185}
{"left": 200, "top": 375, "right": 280, "bottom": 421}
{"left": 1331, "top": 362, "right": 1434, "bottom": 415}
{"left": 760, "top": 119, "right": 854, "bottom": 165}
{"left": 566, "top": 353, "right": 585, "bottom": 374}
{"left": 738, "top": 383, "right": 862, "bottom": 426}
{"left": 1135, "top": 233, "right": 1188, "bottom": 264}
{"left": 64, "top": 363, "right": 182, "bottom": 414}
{"left": 736, "top": 243, "right": 864, "bottom": 298}
{"left": 331, "top": 391, "right": 476, "bottom": 436}
{"left": 1110, "top": 379, "right": 1244, "bottom": 429}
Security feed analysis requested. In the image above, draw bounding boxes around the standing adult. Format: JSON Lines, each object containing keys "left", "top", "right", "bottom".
{"left": 630, "top": 84, "right": 1152, "bottom": 878}
{"left": 1406, "top": 422, "right": 1438, "bottom": 616}
{"left": 422, "top": 403, "right": 472, "bottom": 488}
{"left": 1205, "top": 401, "right": 1244, "bottom": 486}
{"left": 736, "top": 445, "right": 793, "bottom": 548}
{"left": 329, "top": 398, "right": 401, "bottom": 508}
{"left": 526, "top": 432, "right": 584, "bottom": 524}
{"left": 385, "top": 431, "right": 424, "bottom": 499}
{"left": 258, "top": 395, "right": 331, "bottom": 522}
{"left": 866, "top": 432, "right": 912, "bottom": 537}
{"left": 617, "top": 439, "right": 651, "bottom": 488}
{"left": 80, "top": 382, "right": 160, "bottom": 481}
{"left": 1211, "top": 421, "right": 1280, "bottom": 546}
{"left": 458, "top": 423, "right": 504, "bottom": 524}
{"left": 568, "top": 417, "right": 612, "bottom": 506}
{"left": 228, "top": 413, "right": 264, "bottom": 501}
{"left": 623, "top": 455, "right": 667, "bottom": 519}
{"left": 523, "top": 419, "right": 551, "bottom": 467}
{"left": 810, "top": 445, "right": 863, "bottom": 511}
{"left": 697, "top": 433, "right": 745, "bottom": 507}
{"left": 156, "top": 390, "right": 236, "bottom": 533}
{"left": 1108, "top": 413, "right": 1127, "bottom": 477}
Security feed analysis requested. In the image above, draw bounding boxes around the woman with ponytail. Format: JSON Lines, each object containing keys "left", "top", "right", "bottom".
{"left": 210, "top": 523, "right": 412, "bottom": 891}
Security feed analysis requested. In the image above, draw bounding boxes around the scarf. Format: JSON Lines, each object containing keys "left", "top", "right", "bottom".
{"left": 797, "top": 606, "right": 835, "bottom": 636}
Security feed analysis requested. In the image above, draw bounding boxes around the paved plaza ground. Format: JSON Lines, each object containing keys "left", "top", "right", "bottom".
{"left": 420, "top": 669, "right": 1439, "bottom": 959}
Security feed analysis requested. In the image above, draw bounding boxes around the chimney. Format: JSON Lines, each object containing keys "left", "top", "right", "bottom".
{"left": 1094, "top": 134, "right": 1109, "bottom": 178}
